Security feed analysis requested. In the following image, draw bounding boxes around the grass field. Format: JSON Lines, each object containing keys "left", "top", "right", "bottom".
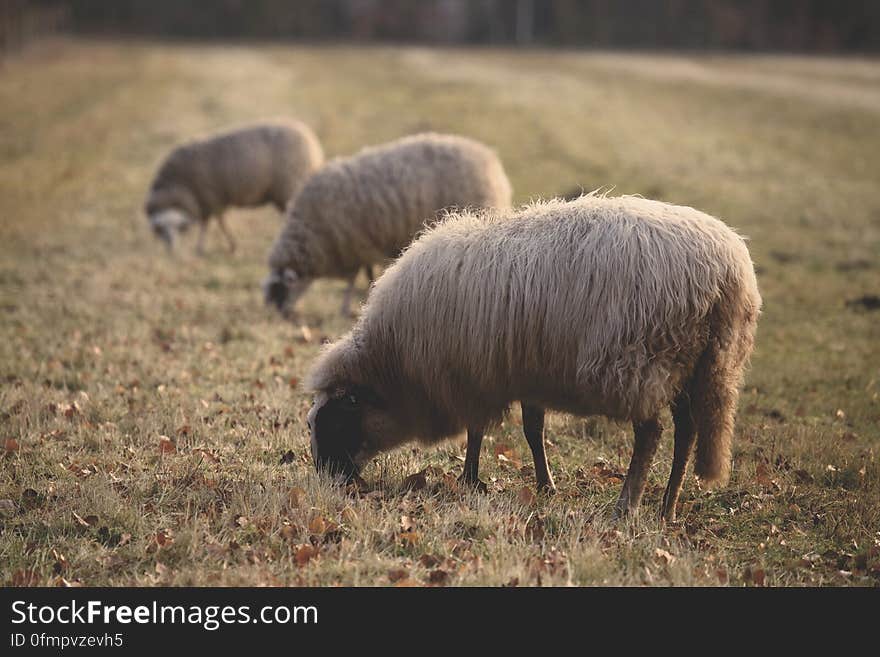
{"left": 1, "top": 39, "right": 878, "bottom": 586}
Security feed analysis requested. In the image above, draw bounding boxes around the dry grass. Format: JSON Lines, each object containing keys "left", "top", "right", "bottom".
{"left": 1, "top": 39, "right": 878, "bottom": 586}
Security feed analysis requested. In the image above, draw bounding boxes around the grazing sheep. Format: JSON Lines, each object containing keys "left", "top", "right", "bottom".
{"left": 264, "top": 132, "right": 512, "bottom": 317}
{"left": 305, "top": 194, "right": 761, "bottom": 520}
{"left": 145, "top": 120, "right": 324, "bottom": 254}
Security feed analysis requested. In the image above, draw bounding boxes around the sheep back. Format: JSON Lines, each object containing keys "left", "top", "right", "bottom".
{"left": 308, "top": 195, "right": 761, "bottom": 441}
{"left": 146, "top": 120, "right": 323, "bottom": 220}
{"left": 268, "top": 132, "right": 512, "bottom": 276}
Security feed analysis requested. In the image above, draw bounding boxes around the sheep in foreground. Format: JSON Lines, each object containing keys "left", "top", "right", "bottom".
{"left": 305, "top": 195, "right": 761, "bottom": 520}
{"left": 264, "top": 132, "right": 512, "bottom": 317}
{"left": 145, "top": 120, "right": 324, "bottom": 254}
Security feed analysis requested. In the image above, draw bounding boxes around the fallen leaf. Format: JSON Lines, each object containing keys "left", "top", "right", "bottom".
{"left": 4, "top": 438, "right": 19, "bottom": 453}
{"left": 428, "top": 569, "right": 449, "bottom": 586}
{"left": 419, "top": 554, "right": 441, "bottom": 568}
{"left": 525, "top": 514, "right": 545, "bottom": 542}
{"left": 399, "top": 515, "right": 416, "bottom": 532}
{"left": 402, "top": 470, "right": 427, "bottom": 492}
{"left": 308, "top": 515, "right": 327, "bottom": 535}
{"left": 294, "top": 543, "right": 317, "bottom": 566}
{"left": 340, "top": 507, "right": 358, "bottom": 524}
{"left": 148, "top": 529, "right": 174, "bottom": 552}
{"left": 399, "top": 531, "right": 420, "bottom": 547}
{"left": 280, "top": 525, "right": 299, "bottom": 542}
{"left": 388, "top": 568, "right": 409, "bottom": 582}
{"left": 517, "top": 486, "right": 536, "bottom": 506}
{"left": 158, "top": 436, "right": 176, "bottom": 455}
{"left": 288, "top": 486, "right": 307, "bottom": 509}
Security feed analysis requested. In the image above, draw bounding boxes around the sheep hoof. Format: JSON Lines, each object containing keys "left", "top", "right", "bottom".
{"left": 458, "top": 475, "right": 488, "bottom": 494}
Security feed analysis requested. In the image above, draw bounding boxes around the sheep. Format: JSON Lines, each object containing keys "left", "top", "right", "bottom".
{"left": 144, "top": 120, "right": 324, "bottom": 254}
{"left": 264, "top": 132, "right": 512, "bottom": 317}
{"left": 304, "top": 194, "right": 761, "bottom": 521}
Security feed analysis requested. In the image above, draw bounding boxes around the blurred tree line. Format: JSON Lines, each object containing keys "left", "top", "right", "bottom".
{"left": 4, "top": 0, "right": 880, "bottom": 52}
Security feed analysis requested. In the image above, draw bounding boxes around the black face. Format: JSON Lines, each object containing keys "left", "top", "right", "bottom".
{"left": 264, "top": 276, "right": 289, "bottom": 312}
{"left": 152, "top": 222, "right": 174, "bottom": 248}
{"left": 310, "top": 394, "right": 365, "bottom": 481}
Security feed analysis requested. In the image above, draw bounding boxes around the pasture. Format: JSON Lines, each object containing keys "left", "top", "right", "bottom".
{"left": 0, "top": 39, "right": 878, "bottom": 586}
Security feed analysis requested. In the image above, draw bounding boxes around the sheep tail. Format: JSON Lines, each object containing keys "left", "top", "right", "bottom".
{"left": 690, "top": 283, "right": 759, "bottom": 486}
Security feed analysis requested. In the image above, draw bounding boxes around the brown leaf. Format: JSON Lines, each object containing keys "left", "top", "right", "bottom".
{"left": 62, "top": 402, "right": 81, "bottom": 419}
{"left": 158, "top": 436, "right": 176, "bottom": 455}
{"left": 744, "top": 566, "right": 766, "bottom": 586}
{"left": 340, "top": 507, "right": 358, "bottom": 524}
{"left": 294, "top": 543, "right": 317, "bottom": 566}
{"left": 288, "top": 377, "right": 299, "bottom": 389}
{"left": 280, "top": 524, "right": 299, "bottom": 542}
{"left": 4, "top": 438, "right": 19, "bottom": 453}
{"left": 287, "top": 486, "right": 307, "bottom": 509}
{"left": 393, "top": 578, "right": 419, "bottom": 587}
{"left": 428, "top": 569, "right": 449, "bottom": 586}
{"left": 388, "top": 568, "right": 409, "bottom": 582}
{"left": 399, "top": 531, "right": 420, "bottom": 547}
{"left": 402, "top": 470, "right": 427, "bottom": 492}
{"left": 419, "top": 554, "right": 441, "bottom": 568}
{"left": 525, "top": 514, "right": 545, "bottom": 542}
{"left": 308, "top": 515, "right": 327, "bottom": 535}
{"left": 517, "top": 486, "right": 536, "bottom": 506}
{"left": 153, "top": 529, "right": 174, "bottom": 548}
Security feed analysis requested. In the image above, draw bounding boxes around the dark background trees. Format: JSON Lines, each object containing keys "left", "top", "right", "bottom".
{"left": 4, "top": 1, "right": 880, "bottom": 52}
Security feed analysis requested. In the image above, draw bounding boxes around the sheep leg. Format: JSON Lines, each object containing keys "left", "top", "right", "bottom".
{"left": 661, "top": 394, "right": 697, "bottom": 522}
{"left": 340, "top": 275, "right": 357, "bottom": 317}
{"left": 521, "top": 404, "right": 556, "bottom": 493}
{"left": 195, "top": 221, "right": 208, "bottom": 256}
{"left": 217, "top": 213, "right": 236, "bottom": 254}
{"left": 614, "top": 417, "right": 663, "bottom": 519}
{"left": 459, "top": 427, "right": 487, "bottom": 493}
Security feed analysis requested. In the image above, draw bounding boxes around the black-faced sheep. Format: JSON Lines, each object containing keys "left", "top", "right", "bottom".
{"left": 263, "top": 132, "right": 512, "bottom": 317}
{"left": 305, "top": 194, "right": 761, "bottom": 520}
{"left": 144, "top": 120, "right": 324, "bottom": 254}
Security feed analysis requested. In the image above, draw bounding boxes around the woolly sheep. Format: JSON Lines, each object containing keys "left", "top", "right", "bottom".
{"left": 304, "top": 194, "right": 761, "bottom": 520}
{"left": 144, "top": 120, "right": 324, "bottom": 254}
{"left": 263, "top": 132, "right": 512, "bottom": 317}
